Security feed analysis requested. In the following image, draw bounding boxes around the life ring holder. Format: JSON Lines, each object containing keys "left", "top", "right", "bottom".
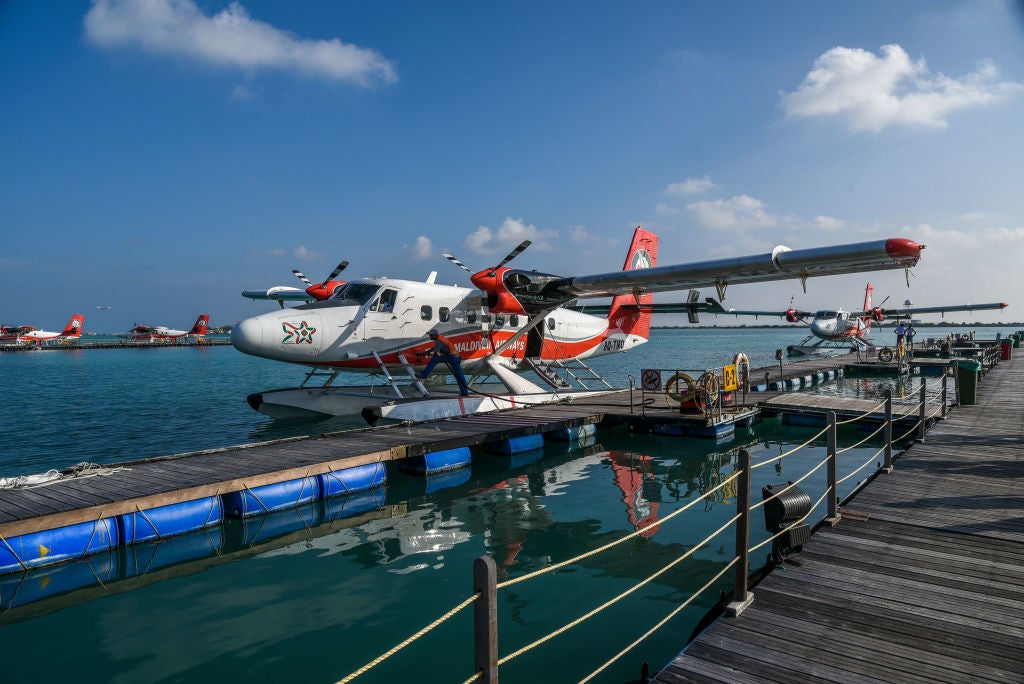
{"left": 664, "top": 372, "right": 696, "bottom": 406}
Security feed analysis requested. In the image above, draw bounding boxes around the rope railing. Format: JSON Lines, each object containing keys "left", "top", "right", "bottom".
{"left": 343, "top": 375, "right": 959, "bottom": 683}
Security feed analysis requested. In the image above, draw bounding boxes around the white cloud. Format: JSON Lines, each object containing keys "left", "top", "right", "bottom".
{"left": 84, "top": 0, "right": 397, "bottom": 87}
{"left": 655, "top": 203, "right": 678, "bottom": 215}
{"left": 464, "top": 217, "right": 557, "bottom": 254}
{"left": 687, "top": 195, "right": 778, "bottom": 230}
{"left": 665, "top": 176, "right": 716, "bottom": 195}
{"left": 292, "top": 245, "right": 323, "bottom": 261}
{"left": 404, "top": 236, "right": 433, "bottom": 260}
{"left": 780, "top": 44, "right": 1022, "bottom": 132}
{"left": 259, "top": 248, "right": 285, "bottom": 257}
{"left": 569, "top": 225, "right": 591, "bottom": 242}
{"left": 813, "top": 215, "right": 845, "bottom": 231}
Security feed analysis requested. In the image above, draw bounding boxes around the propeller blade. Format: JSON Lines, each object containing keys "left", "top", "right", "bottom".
{"left": 879, "top": 295, "right": 891, "bottom": 307}
{"left": 325, "top": 261, "right": 349, "bottom": 282}
{"left": 495, "top": 240, "right": 531, "bottom": 270}
{"left": 292, "top": 269, "right": 313, "bottom": 286}
{"left": 443, "top": 253, "right": 473, "bottom": 273}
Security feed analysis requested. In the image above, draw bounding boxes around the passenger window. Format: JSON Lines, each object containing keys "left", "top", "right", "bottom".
{"left": 481, "top": 313, "right": 491, "bottom": 323}
{"left": 439, "top": 307, "right": 450, "bottom": 322}
{"left": 547, "top": 318, "right": 556, "bottom": 331}
{"left": 494, "top": 315, "right": 505, "bottom": 328}
{"left": 467, "top": 311, "right": 477, "bottom": 324}
{"left": 420, "top": 306, "right": 432, "bottom": 321}
{"left": 510, "top": 315, "right": 519, "bottom": 327}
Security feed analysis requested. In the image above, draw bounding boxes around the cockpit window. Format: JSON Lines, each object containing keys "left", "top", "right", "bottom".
{"left": 331, "top": 283, "right": 381, "bottom": 306}
{"left": 815, "top": 310, "right": 839, "bottom": 319}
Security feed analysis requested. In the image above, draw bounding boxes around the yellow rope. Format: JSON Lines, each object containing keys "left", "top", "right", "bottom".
{"left": 835, "top": 399, "right": 887, "bottom": 425}
{"left": 578, "top": 557, "right": 741, "bottom": 683}
{"left": 497, "top": 472, "right": 740, "bottom": 590}
{"left": 336, "top": 593, "right": 479, "bottom": 683}
{"left": 751, "top": 425, "right": 829, "bottom": 470}
{"left": 836, "top": 445, "right": 885, "bottom": 486}
{"left": 836, "top": 421, "right": 886, "bottom": 455}
{"left": 750, "top": 453, "right": 829, "bottom": 513}
{"left": 497, "top": 514, "right": 742, "bottom": 667}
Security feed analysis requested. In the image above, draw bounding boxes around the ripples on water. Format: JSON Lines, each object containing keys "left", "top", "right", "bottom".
{"left": 0, "top": 326, "right": 1011, "bottom": 683}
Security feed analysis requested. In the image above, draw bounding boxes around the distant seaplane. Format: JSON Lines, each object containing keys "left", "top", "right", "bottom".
{"left": 231, "top": 227, "right": 926, "bottom": 422}
{"left": 712, "top": 283, "right": 1007, "bottom": 355}
{"left": 118, "top": 314, "right": 210, "bottom": 342}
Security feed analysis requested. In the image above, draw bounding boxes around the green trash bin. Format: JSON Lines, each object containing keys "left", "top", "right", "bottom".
{"left": 955, "top": 359, "right": 982, "bottom": 405}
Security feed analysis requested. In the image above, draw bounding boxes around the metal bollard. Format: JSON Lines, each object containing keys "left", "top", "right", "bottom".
{"left": 883, "top": 388, "right": 893, "bottom": 473}
{"left": 727, "top": 449, "right": 753, "bottom": 616}
{"left": 473, "top": 556, "right": 498, "bottom": 683}
{"left": 826, "top": 412, "right": 840, "bottom": 525}
{"left": 918, "top": 378, "right": 927, "bottom": 442}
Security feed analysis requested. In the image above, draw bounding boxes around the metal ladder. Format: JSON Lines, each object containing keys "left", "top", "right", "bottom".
{"left": 372, "top": 351, "right": 430, "bottom": 397}
{"left": 534, "top": 357, "right": 614, "bottom": 390}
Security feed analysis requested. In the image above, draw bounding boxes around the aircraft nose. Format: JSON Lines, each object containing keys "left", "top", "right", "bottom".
{"left": 231, "top": 316, "right": 264, "bottom": 355}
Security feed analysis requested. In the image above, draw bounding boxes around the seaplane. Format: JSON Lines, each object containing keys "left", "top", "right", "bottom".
{"left": 118, "top": 314, "right": 210, "bottom": 342}
{"left": 242, "top": 261, "right": 350, "bottom": 308}
{"left": 0, "top": 315, "right": 84, "bottom": 345}
{"left": 231, "top": 226, "right": 925, "bottom": 424}
{"left": 711, "top": 283, "right": 1007, "bottom": 356}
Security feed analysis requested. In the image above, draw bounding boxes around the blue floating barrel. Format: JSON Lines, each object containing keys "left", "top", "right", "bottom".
{"left": 802, "top": 375, "right": 813, "bottom": 386}
{"left": 827, "top": 370, "right": 835, "bottom": 380}
{"left": 228, "top": 501, "right": 321, "bottom": 547}
{"left": 652, "top": 424, "right": 686, "bottom": 437}
{"left": 118, "top": 496, "right": 223, "bottom": 545}
{"left": 752, "top": 383, "right": 767, "bottom": 392}
{"left": 507, "top": 449, "right": 546, "bottom": 468}
{"left": 318, "top": 462, "right": 387, "bottom": 498}
{"left": 401, "top": 447, "right": 471, "bottom": 475}
{"left": 323, "top": 488, "right": 386, "bottom": 522}
{"left": 546, "top": 423, "right": 597, "bottom": 442}
{"left": 0, "top": 518, "right": 117, "bottom": 575}
{"left": 770, "top": 381, "right": 784, "bottom": 391}
{"left": 688, "top": 422, "right": 736, "bottom": 439}
{"left": 222, "top": 475, "right": 320, "bottom": 518}
{"left": 485, "top": 433, "right": 544, "bottom": 455}
{"left": 1, "top": 550, "right": 119, "bottom": 608}
{"left": 123, "top": 526, "right": 224, "bottom": 578}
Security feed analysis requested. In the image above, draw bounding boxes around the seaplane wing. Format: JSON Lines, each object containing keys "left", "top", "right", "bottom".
{"left": 475, "top": 236, "right": 923, "bottom": 315}
{"left": 880, "top": 302, "right": 1008, "bottom": 318}
{"left": 242, "top": 286, "right": 316, "bottom": 302}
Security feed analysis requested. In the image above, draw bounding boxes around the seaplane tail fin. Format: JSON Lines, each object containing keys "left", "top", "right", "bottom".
{"left": 190, "top": 314, "right": 210, "bottom": 335}
{"left": 862, "top": 283, "right": 873, "bottom": 313}
{"left": 607, "top": 227, "right": 659, "bottom": 340}
{"left": 61, "top": 314, "right": 85, "bottom": 338}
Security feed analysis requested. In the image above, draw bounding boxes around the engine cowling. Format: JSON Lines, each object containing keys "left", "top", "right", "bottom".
{"left": 870, "top": 307, "right": 885, "bottom": 322}
{"left": 785, "top": 308, "right": 799, "bottom": 323}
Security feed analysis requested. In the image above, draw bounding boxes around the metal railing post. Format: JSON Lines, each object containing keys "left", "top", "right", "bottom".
{"left": 473, "top": 556, "right": 498, "bottom": 683}
{"left": 941, "top": 371, "right": 948, "bottom": 418}
{"left": 825, "top": 411, "right": 840, "bottom": 525}
{"left": 726, "top": 449, "right": 753, "bottom": 617}
{"left": 883, "top": 388, "right": 894, "bottom": 473}
{"left": 918, "top": 377, "right": 927, "bottom": 442}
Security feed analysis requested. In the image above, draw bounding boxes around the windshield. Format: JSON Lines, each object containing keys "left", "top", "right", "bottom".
{"left": 814, "top": 310, "right": 839, "bottom": 319}
{"left": 330, "top": 283, "right": 382, "bottom": 306}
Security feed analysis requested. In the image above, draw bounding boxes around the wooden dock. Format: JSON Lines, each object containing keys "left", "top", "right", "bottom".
{"left": 652, "top": 358, "right": 1024, "bottom": 683}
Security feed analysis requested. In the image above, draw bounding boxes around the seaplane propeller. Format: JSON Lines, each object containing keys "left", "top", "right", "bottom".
{"left": 289, "top": 260, "right": 350, "bottom": 302}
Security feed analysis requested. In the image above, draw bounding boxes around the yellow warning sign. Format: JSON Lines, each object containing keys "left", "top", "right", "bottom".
{"left": 722, "top": 364, "right": 738, "bottom": 392}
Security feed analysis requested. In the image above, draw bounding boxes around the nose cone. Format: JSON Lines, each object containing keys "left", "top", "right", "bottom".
{"left": 810, "top": 319, "right": 831, "bottom": 338}
{"left": 231, "top": 316, "right": 265, "bottom": 356}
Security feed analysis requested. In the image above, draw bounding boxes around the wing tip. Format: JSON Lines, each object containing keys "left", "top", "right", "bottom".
{"left": 884, "top": 238, "right": 924, "bottom": 265}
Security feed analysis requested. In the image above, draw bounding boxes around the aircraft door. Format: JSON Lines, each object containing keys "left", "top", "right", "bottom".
{"left": 365, "top": 288, "right": 399, "bottom": 339}
{"left": 526, "top": 320, "right": 545, "bottom": 358}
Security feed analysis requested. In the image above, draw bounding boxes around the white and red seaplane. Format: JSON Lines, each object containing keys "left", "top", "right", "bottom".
{"left": 713, "top": 283, "right": 1007, "bottom": 355}
{"left": 0, "top": 314, "right": 84, "bottom": 346}
{"left": 231, "top": 228, "right": 925, "bottom": 423}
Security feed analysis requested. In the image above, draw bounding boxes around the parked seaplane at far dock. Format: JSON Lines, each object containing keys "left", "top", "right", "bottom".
{"left": 230, "top": 227, "right": 926, "bottom": 424}
{"left": 0, "top": 314, "right": 84, "bottom": 346}
{"left": 709, "top": 282, "right": 1007, "bottom": 356}
{"left": 117, "top": 314, "right": 210, "bottom": 343}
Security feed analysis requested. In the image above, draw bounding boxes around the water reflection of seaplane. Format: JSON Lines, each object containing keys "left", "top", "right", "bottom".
{"left": 713, "top": 283, "right": 1007, "bottom": 356}
{"left": 242, "top": 261, "right": 349, "bottom": 308}
{"left": 118, "top": 315, "right": 210, "bottom": 342}
{"left": 231, "top": 228, "right": 925, "bottom": 422}
{"left": 0, "top": 315, "right": 84, "bottom": 345}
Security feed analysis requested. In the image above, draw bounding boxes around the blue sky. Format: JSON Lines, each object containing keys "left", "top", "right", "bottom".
{"left": 2, "top": 0, "right": 1023, "bottom": 332}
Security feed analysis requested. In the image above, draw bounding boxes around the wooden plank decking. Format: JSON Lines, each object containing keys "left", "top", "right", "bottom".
{"left": 652, "top": 357, "right": 1024, "bottom": 683}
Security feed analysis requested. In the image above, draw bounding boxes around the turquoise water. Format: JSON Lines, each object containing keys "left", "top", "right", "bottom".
{"left": 0, "top": 326, "right": 1012, "bottom": 683}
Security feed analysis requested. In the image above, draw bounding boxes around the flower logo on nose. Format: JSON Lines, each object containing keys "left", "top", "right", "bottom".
{"left": 282, "top": 320, "right": 317, "bottom": 344}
